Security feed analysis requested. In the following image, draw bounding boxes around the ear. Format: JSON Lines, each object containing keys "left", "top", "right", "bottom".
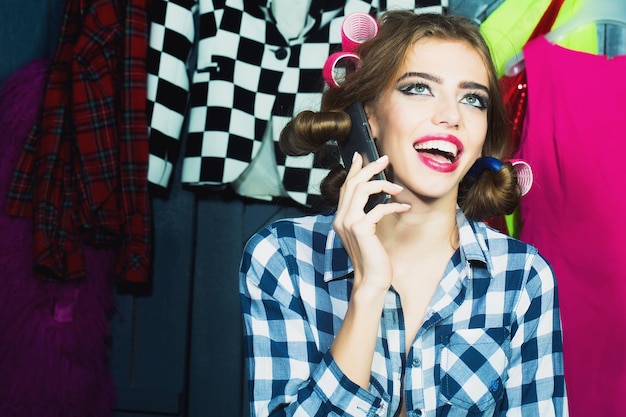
{"left": 364, "top": 103, "right": 379, "bottom": 139}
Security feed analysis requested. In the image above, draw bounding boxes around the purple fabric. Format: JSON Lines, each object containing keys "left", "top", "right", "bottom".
{"left": 0, "top": 59, "right": 116, "bottom": 417}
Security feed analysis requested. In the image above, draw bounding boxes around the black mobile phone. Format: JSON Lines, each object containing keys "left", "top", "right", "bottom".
{"left": 340, "top": 102, "right": 389, "bottom": 212}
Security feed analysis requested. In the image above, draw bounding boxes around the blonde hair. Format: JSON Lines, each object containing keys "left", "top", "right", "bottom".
{"left": 280, "top": 11, "right": 519, "bottom": 220}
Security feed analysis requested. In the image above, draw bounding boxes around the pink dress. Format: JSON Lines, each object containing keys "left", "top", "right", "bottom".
{"left": 518, "top": 35, "right": 626, "bottom": 416}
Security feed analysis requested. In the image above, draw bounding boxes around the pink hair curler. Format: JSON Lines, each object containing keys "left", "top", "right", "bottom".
{"left": 509, "top": 159, "right": 533, "bottom": 196}
{"left": 322, "top": 51, "right": 360, "bottom": 89}
{"left": 341, "top": 12, "right": 379, "bottom": 53}
{"left": 322, "top": 13, "right": 379, "bottom": 88}
{"left": 468, "top": 157, "right": 534, "bottom": 197}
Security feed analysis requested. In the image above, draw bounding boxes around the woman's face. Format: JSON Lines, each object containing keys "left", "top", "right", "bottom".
{"left": 366, "top": 38, "right": 489, "bottom": 204}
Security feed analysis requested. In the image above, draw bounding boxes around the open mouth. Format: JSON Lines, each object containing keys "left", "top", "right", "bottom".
{"left": 414, "top": 139, "right": 460, "bottom": 164}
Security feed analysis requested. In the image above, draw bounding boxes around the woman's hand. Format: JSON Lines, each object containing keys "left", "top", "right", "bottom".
{"left": 333, "top": 152, "right": 410, "bottom": 292}
{"left": 330, "top": 152, "right": 410, "bottom": 388}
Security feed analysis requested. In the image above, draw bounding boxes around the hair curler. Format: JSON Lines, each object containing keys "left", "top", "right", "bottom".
{"left": 340, "top": 12, "right": 379, "bottom": 52}
{"left": 509, "top": 159, "right": 533, "bottom": 196}
{"left": 322, "top": 52, "right": 360, "bottom": 89}
{"left": 468, "top": 157, "right": 534, "bottom": 196}
{"left": 323, "top": 13, "right": 379, "bottom": 89}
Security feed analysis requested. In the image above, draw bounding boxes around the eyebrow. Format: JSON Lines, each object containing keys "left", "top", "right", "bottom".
{"left": 396, "top": 72, "right": 490, "bottom": 94}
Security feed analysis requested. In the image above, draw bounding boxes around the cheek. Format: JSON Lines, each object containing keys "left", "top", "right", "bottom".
{"left": 368, "top": 115, "right": 395, "bottom": 149}
{"left": 471, "top": 119, "right": 489, "bottom": 153}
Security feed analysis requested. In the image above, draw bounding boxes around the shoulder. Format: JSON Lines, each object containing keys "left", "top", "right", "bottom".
{"left": 242, "top": 213, "right": 336, "bottom": 267}
{"left": 467, "top": 220, "right": 538, "bottom": 260}
{"left": 240, "top": 213, "right": 341, "bottom": 297}
{"left": 469, "top": 220, "right": 556, "bottom": 287}
{"left": 247, "top": 212, "right": 335, "bottom": 248}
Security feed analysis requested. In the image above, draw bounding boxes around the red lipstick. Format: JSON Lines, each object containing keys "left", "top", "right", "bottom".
{"left": 413, "top": 134, "right": 463, "bottom": 173}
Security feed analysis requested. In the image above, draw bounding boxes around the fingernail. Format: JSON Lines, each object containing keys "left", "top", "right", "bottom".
{"left": 352, "top": 151, "right": 358, "bottom": 162}
{"left": 377, "top": 155, "right": 388, "bottom": 162}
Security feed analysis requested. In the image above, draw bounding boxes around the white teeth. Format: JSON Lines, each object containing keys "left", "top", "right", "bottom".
{"left": 414, "top": 140, "right": 459, "bottom": 157}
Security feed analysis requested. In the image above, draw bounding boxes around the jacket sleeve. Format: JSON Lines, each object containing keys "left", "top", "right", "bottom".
{"left": 502, "top": 252, "right": 569, "bottom": 416}
{"left": 146, "top": 0, "right": 197, "bottom": 189}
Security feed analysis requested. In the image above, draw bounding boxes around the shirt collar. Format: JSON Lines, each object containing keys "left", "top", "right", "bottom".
{"left": 323, "top": 226, "right": 353, "bottom": 283}
{"left": 455, "top": 207, "right": 490, "bottom": 269}
{"left": 322, "top": 207, "right": 492, "bottom": 284}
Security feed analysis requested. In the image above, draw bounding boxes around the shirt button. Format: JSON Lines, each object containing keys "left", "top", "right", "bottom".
{"left": 412, "top": 358, "right": 421, "bottom": 367}
{"left": 489, "top": 379, "right": 500, "bottom": 392}
{"left": 274, "top": 47, "right": 288, "bottom": 60}
{"left": 412, "top": 410, "right": 422, "bottom": 417}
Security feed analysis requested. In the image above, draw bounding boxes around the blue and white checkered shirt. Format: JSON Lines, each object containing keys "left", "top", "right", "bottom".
{"left": 239, "top": 208, "right": 568, "bottom": 416}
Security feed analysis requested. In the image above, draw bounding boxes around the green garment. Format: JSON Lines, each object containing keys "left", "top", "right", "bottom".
{"left": 480, "top": 0, "right": 598, "bottom": 77}
{"left": 480, "top": 0, "right": 598, "bottom": 237}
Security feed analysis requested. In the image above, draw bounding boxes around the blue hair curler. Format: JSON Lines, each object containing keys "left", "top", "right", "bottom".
{"left": 467, "top": 157, "right": 503, "bottom": 178}
{"left": 467, "top": 157, "right": 534, "bottom": 195}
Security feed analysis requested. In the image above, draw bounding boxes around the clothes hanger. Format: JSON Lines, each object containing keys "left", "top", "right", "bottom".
{"left": 503, "top": 0, "right": 626, "bottom": 76}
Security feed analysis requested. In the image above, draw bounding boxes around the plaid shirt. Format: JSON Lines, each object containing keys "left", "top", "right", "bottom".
{"left": 240, "top": 208, "right": 568, "bottom": 416}
{"left": 6, "top": 0, "right": 152, "bottom": 285}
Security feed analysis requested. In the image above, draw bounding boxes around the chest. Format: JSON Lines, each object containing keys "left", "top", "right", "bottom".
{"left": 374, "top": 287, "right": 513, "bottom": 417}
{"left": 390, "top": 255, "right": 453, "bottom": 353}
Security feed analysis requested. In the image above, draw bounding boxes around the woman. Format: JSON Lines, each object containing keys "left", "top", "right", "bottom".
{"left": 239, "top": 10, "right": 567, "bottom": 417}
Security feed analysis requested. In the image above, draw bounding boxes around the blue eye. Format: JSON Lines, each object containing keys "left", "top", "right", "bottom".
{"left": 461, "top": 93, "right": 489, "bottom": 110}
{"left": 399, "top": 82, "right": 431, "bottom": 96}
{"left": 462, "top": 93, "right": 488, "bottom": 110}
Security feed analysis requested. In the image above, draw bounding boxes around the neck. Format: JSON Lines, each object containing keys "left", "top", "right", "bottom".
{"left": 376, "top": 204, "right": 459, "bottom": 260}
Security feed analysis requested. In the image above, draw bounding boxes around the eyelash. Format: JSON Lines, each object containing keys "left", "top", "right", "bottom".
{"left": 398, "top": 82, "right": 430, "bottom": 95}
{"left": 397, "top": 82, "right": 489, "bottom": 110}
{"left": 464, "top": 93, "right": 489, "bottom": 110}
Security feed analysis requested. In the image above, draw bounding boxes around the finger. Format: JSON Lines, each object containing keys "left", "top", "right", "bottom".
{"left": 340, "top": 153, "right": 388, "bottom": 204}
{"left": 343, "top": 151, "right": 364, "bottom": 186}
{"left": 363, "top": 179, "right": 404, "bottom": 198}
{"left": 356, "top": 154, "right": 389, "bottom": 182}
{"left": 338, "top": 152, "right": 363, "bottom": 202}
{"left": 364, "top": 201, "right": 412, "bottom": 222}
{"left": 343, "top": 178, "right": 401, "bottom": 215}
{"left": 337, "top": 152, "right": 366, "bottom": 223}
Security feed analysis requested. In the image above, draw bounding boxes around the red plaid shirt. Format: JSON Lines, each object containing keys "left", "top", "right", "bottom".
{"left": 6, "top": 0, "right": 152, "bottom": 286}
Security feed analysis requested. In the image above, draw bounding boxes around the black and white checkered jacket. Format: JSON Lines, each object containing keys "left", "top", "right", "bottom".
{"left": 146, "top": 0, "right": 446, "bottom": 207}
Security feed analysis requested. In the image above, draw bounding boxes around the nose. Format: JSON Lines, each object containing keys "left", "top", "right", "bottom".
{"left": 432, "top": 95, "right": 461, "bottom": 128}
